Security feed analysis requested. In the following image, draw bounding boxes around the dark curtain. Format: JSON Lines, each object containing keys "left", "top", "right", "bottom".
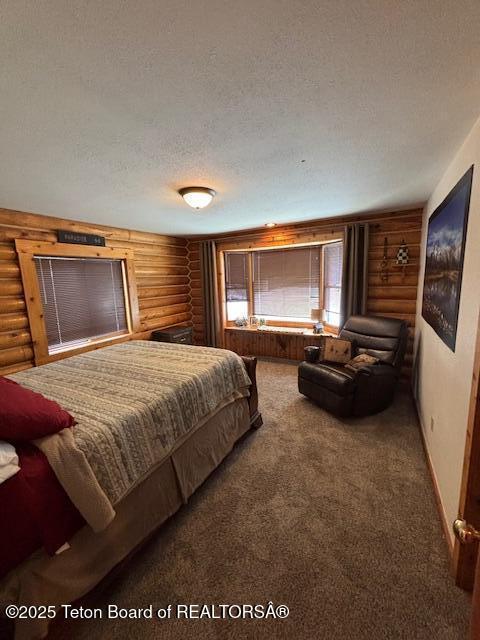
{"left": 199, "top": 240, "right": 221, "bottom": 347}
{"left": 340, "top": 223, "right": 369, "bottom": 327}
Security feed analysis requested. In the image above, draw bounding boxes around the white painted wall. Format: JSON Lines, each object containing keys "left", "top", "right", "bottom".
{"left": 414, "top": 114, "right": 480, "bottom": 542}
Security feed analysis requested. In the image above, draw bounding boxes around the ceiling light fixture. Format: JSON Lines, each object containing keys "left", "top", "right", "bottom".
{"left": 265, "top": 222, "right": 276, "bottom": 228}
{"left": 179, "top": 187, "right": 216, "bottom": 210}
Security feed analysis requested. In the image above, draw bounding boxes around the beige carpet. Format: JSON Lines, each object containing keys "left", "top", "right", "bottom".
{"left": 45, "top": 360, "right": 470, "bottom": 638}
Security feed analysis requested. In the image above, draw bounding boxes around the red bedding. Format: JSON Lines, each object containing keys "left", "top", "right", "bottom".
{"left": 0, "top": 443, "right": 84, "bottom": 580}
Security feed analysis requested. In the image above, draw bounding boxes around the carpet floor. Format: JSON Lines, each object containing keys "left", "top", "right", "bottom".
{"left": 46, "top": 359, "right": 470, "bottom": 639}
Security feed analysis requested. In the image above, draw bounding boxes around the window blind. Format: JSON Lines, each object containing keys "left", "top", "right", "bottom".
{"left": 252, "top": 247, "right": 320, "bottom": 319}
{"left": 35, "top": 257, "right": 128, "bottom": 353}
{"left": 323, "top": 242, "right": 343, "bottom": 326}
{"left": 225, "top": 252, "right": 249, "bottom": 302}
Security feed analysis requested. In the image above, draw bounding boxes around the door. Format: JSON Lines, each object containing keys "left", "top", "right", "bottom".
{"left": 454, "top": 519, "right": 480, "bottom": 638}
{"left": 455, "top": 312, "right": 480, "bottom": 589}
{"left": 473, "top": 550, "right": 480, "bottom": 639}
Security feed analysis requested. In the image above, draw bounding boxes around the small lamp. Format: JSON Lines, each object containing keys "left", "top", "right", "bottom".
{"left": 311, "top": 309, "right": 324, "bottom": 334}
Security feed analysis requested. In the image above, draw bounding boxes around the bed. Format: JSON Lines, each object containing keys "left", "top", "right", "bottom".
{"left": 0, "top": 340, "right": 262, "bottom": 640}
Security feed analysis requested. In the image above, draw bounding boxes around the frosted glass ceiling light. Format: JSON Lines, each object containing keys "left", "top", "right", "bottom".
{"left": 179, "top": 187, "right": 216, "bottom": 210}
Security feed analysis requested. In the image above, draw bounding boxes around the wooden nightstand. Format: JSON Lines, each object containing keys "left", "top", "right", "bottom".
{"left": 151, "top": 326, "right": 193, "bottom": 345}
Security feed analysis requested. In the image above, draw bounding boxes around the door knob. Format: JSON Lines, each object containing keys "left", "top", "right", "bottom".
{"left": 453, "top": 519, "right": 480, "bottom": 544}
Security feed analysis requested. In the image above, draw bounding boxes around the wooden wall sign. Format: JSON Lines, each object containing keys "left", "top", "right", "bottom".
{"left": 57, "top": 230, "right": 106, "bottom": 246}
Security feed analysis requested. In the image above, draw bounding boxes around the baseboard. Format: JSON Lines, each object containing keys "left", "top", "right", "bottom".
{"left": 412, "top": 395, "right": 455, "bottom": 563}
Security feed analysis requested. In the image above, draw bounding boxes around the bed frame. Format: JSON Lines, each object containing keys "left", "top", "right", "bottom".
{"left": 241, "top": 355, "right": 263, "bottom": 429}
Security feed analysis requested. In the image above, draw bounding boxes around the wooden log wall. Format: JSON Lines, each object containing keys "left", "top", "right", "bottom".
{"left": 187, "top": 208, "right": 423, "bottom": 379}
{"left": 0, "top": 208, "right": 192, "bottom": 376}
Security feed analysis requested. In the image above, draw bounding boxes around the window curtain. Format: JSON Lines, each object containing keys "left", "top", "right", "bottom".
{"left": 340, "top": 223, "right": 369, "bottom": 327}
{"left": 199, "top": 240, "right": 221, "bottom": 347}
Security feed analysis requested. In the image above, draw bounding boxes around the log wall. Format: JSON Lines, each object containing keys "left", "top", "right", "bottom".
{"left": 1, "top": 206, "right": 421, "bottom": 378}
{"left": 187, "top": 208, "right": 423, "bottom": 378}
{"left": 0, "top": 208, "right": 192, "bottom": 376}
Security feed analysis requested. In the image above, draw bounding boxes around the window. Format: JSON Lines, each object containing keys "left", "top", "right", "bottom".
{"left": 16, "top": 239, "right": 140, "bottom": 365}
{"left": 253, "top": 247, "right": 320, "bottom": 321}
{"left": 323, "top": 242, "right": 343, "bottom": 327}
{"left": 35, "top": 257, "right": 128, "bottom": 354}
{"left": 224, "top": 241, "right": 343, "bottom": 327}
{"left": 225, "top": 252, "right": 249, "bottom": 321}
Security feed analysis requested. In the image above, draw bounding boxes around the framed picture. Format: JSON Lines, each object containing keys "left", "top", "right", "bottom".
{"left": 421, "top": 165, "right": 474, "bottom": 351}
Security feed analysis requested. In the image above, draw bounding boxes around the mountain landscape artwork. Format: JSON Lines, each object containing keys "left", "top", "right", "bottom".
{"left": 422, "top": 166, "right": 473, "bottom": 351}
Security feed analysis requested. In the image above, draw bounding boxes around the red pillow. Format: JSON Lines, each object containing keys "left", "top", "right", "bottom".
{"left": 0, "top": 377, "right": 75, "bottom": 442}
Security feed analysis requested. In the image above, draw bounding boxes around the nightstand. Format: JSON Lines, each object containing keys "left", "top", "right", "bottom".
{"left": 151, "top": 326, "right": 193, "bottom": 345}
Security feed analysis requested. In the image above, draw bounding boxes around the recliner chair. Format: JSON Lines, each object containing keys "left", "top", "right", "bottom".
{"left": 298, "top": 315, "right": 408, "bottom": 417}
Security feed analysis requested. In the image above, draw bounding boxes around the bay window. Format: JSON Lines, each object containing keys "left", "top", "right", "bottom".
{"left": 224, "top": 241, "right": 343, "bottom": 328}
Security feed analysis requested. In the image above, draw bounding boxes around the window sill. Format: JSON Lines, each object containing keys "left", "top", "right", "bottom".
{"left": 224, "top": 326, "right": 337, "bottom": 338}
{"left": 36, "top": 332, "right": 133, "bottom": 366}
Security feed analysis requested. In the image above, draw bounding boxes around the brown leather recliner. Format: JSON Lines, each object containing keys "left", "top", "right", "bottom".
{"left": 298, "top": 315, "right": 408, "bottom": 417}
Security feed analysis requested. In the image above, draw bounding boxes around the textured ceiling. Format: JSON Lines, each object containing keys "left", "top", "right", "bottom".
{"left": 1, "top": 1, "right": 480, "bottom": 236}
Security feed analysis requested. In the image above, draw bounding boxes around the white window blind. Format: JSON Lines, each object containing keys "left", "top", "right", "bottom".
{"left": 225, "top": 252, "right": 249, "bottom": 302}
{"left": 252, "top": 247, "right": 320, "bottom": 320}
{"left": 224, "top": 252, "right": 249, "bottom": 321}
{"left": 35, "top": 257, "right": 128, "bottom": 353}
{"left": 323, "top": 242, "right": 343, "bottom": 326}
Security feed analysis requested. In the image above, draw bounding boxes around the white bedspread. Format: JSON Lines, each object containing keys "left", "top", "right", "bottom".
{"left": 0, "top": 441, "right": 19, "bottom": 484}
